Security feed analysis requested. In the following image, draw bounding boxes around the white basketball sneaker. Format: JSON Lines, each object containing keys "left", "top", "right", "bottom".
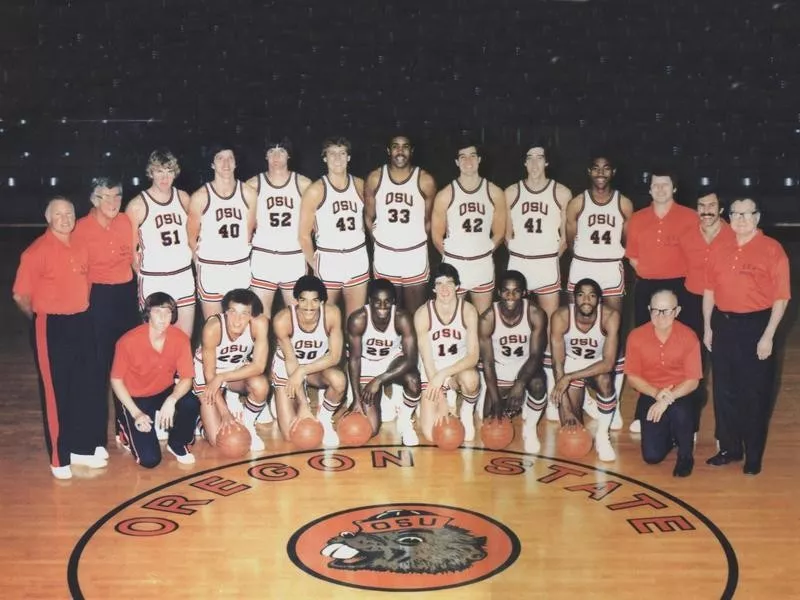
{"left": 595, "top": 433, "right": 616, "bottom": 462}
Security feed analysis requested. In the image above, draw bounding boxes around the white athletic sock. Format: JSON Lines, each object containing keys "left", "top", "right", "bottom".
{"left": 595, "top": 394, "right": 617, "bottom": 461}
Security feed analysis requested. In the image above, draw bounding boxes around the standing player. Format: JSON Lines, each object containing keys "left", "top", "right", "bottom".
{"left": 565, "top": 155, "right": 633, "bottom": 314}
{"left": 479, "top": 271, "right": 548, "bottom": 453}
{"left": 74, "top": 177, "right": 139, "bottom": 456}
{"left": 193, "top": 289, "right": 269, "bottom": 451}
{"left": 272, "top": 275, "right": 347, "bottom": 447}
{"left": 299, "top": 137, "right": 369, "bottom": 321}
{"left": 364, "top": 134, "right": 437, "bottom": 314}
{"left": 431, "top": 142, "right": 506, "bottom": 315}
{"left": 549, "top": 278, "right": 620, "bottom": 461}
{"left": 13, "top": 197, "right": 106, "bottom": 478}
{"left": 347, "top": 278, "right": 422, "bottom": 446}
{"left": 111, "top": 293, "right": 200, "bottom": 467}
{"left": 414, "top": 264, "right": 481, "bottom": 441}
{"left": 246, "top": 138, "right": 312, "bottom": 317}
{"left": 126, "top": 148, "right": 196, "bottom": 336}
{"left": 187, "top": 144, "right": 257, "bottom": 319}
{"left": 505, "top": 144, "right": 572, "bottom": 318}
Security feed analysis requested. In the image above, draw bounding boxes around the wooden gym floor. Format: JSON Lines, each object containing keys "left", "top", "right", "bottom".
{"left": 0, "top": 229, "right": 798, "bottom": 600}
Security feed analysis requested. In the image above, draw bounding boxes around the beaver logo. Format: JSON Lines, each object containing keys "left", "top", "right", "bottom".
{"left": 288, "top": 503, "right": 520, "bottom": 591}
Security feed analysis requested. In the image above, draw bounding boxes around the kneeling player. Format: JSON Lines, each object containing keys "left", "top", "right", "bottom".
{"left": 112, "top": 293, "right": 200, "bottom": 466}
{"left": 194, "top": 289, "right": 270, "bottom": 451}
{"left": 348, "top": 278, "right": 422, "bottom": 446}
{"left": 272, "top": 275, "right": 346, "bottom": 447}
{"left": 415, "top": 264, "right": 481, "bottom": 442}
{"left": 550, "top": 278, "right": 620, "bottom": 461}
{"left": 479, "top": 271, "right": 548, "bottom": 453}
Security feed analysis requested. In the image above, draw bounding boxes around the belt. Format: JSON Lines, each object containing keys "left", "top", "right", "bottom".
{"left": 715, "top": 308, "right": 771, "bottom": 320}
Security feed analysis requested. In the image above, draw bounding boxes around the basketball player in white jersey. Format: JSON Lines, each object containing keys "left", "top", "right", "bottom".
{"left": 431, "top": 142, "right": 506, "bottom": 315}
{"left": 187, "top": 144, "right": 257, "bottom": 318}
{"left": 504, "top": 145, "right": 572, "bottom": 319}
{"left": 299, "top": 137, "right": 369, "bottom": 321}
{"left": 347, "top": 278, "right": 422, "bottom": 446}
{"left": 479, "top": 270, "right": 548, "bottom": 453}
{"left": 565, "top": 154, "right": 634, "bottom": 314}
{"left": 126, "top": 149, "right": 195, "bottom": 336}
{"left": 364, "top": 134, "right": 437, "bottom": 315}
{"left": 549, "top": 278, "right": 620, "bottom": 461}
{"left": 272, "top": 275, "right": 347, "bottom": 447}
{"left": 194, "top": 289, "right": 269, "bottom": 451}
{"left": 414, "top": 264, "right": 481, "bottom": 442}
{"left": 246, "top": 138, "right": 312, "bottom": 317}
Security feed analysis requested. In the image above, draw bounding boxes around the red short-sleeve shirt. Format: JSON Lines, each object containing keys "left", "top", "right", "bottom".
{"left": 679, "top": 222, "right": 735, "bottom": 295}
{"left": 704, "top": 231, "right": 791, "bottom": 313}
{"left": 624, "top": 321, "right": 702, "bottom": 389}
{"left": 73, "top": 211, "right": 134, "bottom": 284}
{"left": 111, "top": 324, "right": 193, "bottom": 397}
{"left": 625, "top": 203, "right": 698, "bottom": 279}
{"left": 13, "top": 230, "right": 90, "bottom": 315}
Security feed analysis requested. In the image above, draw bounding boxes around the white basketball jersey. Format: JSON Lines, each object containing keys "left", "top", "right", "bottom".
{"left": 137, "top": 188, "right": 192, "bottom": 274}
{"left": 194, "top": 314, "right": 254, "bottom": 374}
{"left": 444, "top": 179, "right": 494, "bottom": 258}
{"left": 573, "top": 190, "right": 625, "bottom": 261}
{"left": 564, "top": 304, "right": 606, "bottom": 365}
{"left": 373, "top": 166, "right": 427, "bottom": 251}
{"left": 314, "top": 175, "right": 365, "bottom": 252}
{"left": 491, "top": 299, "right": 531, "bottom": 372}
{"left": 197, "top": 181, "right": 251, "bottom": 263}
{"left": 426, "top": 299, "right": 468, "bottom": 369}
{"left": 252, "top": 172, "right": 303, "bottom": 253}
{"left": 276, "top": 305, "right": 330, "bottom": 365}
{"left": 507, "top": 180, "right": 562, "bottom": 258}
{"left": 362, "top": 305, "right": 402, "bottom": 364}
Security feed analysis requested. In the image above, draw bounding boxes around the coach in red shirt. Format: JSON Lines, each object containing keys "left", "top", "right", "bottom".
{"left": 13, "top": 197, "right": 107, "bottom": 479}
{"left": 703, "top": 198, "right": 790, "bottom": 475}
{"left": 111, "top": 292, "right": 200, "bottom": 467}
{"left": 625, "top": 289, "right": 702, "bottom": 477}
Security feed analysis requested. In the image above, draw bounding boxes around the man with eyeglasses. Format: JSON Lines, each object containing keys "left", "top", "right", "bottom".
{"left": 703, "top": 198, "right": 790, "bottom": 475}
{"left": 625, "top": 289, "right": 702, "bottom": 477}
{"left": 678, "top": 191, "right": 735, "bottom": 434}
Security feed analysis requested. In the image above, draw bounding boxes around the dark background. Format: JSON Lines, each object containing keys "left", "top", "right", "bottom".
{"left": 1, "top": 0, "right": 798, "bottom": 222}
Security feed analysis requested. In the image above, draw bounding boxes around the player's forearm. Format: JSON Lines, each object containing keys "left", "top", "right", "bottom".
{"left": 377, "top": 357, "right": 415, "bottom": 386}
{"left": 515, "top": 356, "right": 543, "bottom": 387}
{"left": 702, "top": 290, "right": 715, "bottom": 332}
{"left": 299, "top": 235, "right": 316, "bottom": 266}
{"left": 347, "top": 356, "right": 362, "bottom": 398}
{"left": 625, "top": 373, "right": 659, "bottom": 398}
{"left": 762, "top": 299, "right": 789, "bottom": 339}
{"left": 111, "top": 379, "right": 143, "bottom": 418}
{"left": 171, "top": 377, "right": 193, "bottom": 400}
{"left": 562, "top": 358, "right": 614, "bottom": 383}
{"left": 13, "top": 295, "right": 33, "bottom": 319}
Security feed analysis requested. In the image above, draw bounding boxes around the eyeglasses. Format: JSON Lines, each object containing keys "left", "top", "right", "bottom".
{"left": 729, "top": 211, "right": 759, "bottom": 219}
{"left": 649, "top": 306, "right": 678, "bottom": 317}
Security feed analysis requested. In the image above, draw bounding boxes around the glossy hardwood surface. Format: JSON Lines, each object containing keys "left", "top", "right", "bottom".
{"left": 1, "top": 229, "right": 798, "bottom": 600}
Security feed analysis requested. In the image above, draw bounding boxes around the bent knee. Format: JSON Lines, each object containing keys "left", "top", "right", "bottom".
{"left": 456, "top": 369, "right": 480, "bottom": 395}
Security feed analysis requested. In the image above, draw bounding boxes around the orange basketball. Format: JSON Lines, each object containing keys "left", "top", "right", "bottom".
{"left": 433, "top": 416, "right": 465, "bottom": 451}
{"left": 216, "top": 423, "right": 252, "bottom": 458}
{"left": 337, "top": 412, "right": 373, "bottom": 446}
{"left": 556, "top": 425, "right": 594, "bottom": 458}
{"left": 480, "top": 418, "right": 515, "bottom": 450}
{"left": 291, "top": 418, "right": 325, "bottom": 450}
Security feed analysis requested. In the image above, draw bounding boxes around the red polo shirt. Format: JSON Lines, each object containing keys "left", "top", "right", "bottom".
{"left": 73, "top": 210, "right": 134, "bottom": 284}
{"left": 111, "top": 324, "right": 193, "bottom": 397}
{"left": 705, "top": 231, "right": 791, "bottom": 313}
{"left": 625, "top": 321, "right": 701, "bottom": 389}
{"left": 13, "top": 229, "right": 90, "bottom": 315}
{"left": 625, "top": 203, "right": 698, "bottom": 279}
{"left": 680, "top": 222, "right": 735, "bottom": 295}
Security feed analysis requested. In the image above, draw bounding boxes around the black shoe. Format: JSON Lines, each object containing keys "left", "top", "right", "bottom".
{"left": 673, "top": 457, "right": 694, "bottom": 478}
{"left": 705, "top": 450, "right": 743, "bottom": 466}
{"left": 743, "top": 462, "right": 762, "bottom": 476}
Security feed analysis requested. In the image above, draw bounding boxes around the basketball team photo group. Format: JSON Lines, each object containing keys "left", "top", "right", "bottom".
{"left": 15, "top": 134, "right": 789, "bottom": 483}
